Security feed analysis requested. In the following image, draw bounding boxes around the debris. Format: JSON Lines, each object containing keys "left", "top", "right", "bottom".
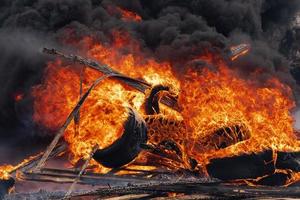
{"left": 206, "top": 150, "right": 275, "bottom": 180}
{"left": 276, "top": 151, "right": 300, "bottom": 172}
{"left": 18, "top": 168, "right": 161, "bottom": 186}
{"left": 63, "top": 144, "right": 99, "bottom": 199}
{"left": 144, "top": 84, "right": 172, "bottom": 115}
{"left": 255, "top": 172, "right": 291, "bottom": 186}
{"left": 72, "top": 179, "right": 300, "bottom": 199}
{"left": 93, "top": 108, "right": 147, "bottom": 168}
{"left": 200, "top": 124, "right": 251, "bottom": 150}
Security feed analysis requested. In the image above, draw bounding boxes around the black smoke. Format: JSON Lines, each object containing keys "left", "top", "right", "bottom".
{"left": 0, "top": 0, "right": 299, "bottom": 163}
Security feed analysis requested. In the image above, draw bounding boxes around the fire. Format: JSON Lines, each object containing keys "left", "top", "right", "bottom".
{"left": 85, "top": 33, "right": 179, "bottom": 89}
{"left": 116, "top": 7, "right": 142, "bottom": 22}
{"left": 0, "top": 165, "right": 13, "bottom": 180}
{"left": 0, "top": 153, "right": 42, "bottom": 180}
{"left": 14, "top": 92, "right": 24, "bottom": 102}
{"left": 179, "top": 56, "right": 300, "bottom": 166}
{"left": 28, "top": 31, "right": 300, "bottom": 183}
{"left": 32, "top": 32, "right": 180, "bottom": 171}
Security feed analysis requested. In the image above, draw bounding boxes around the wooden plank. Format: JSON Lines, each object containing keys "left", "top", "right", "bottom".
{"left": 8, "top": 143, "right": 67, "bottom": 178}
{"left": 74, "top": 181, "right": 300, "bottom": 199}
{"left": 18, "top": 170, "right": 159, "bottom": 186}
{"left": 104, "top": 194, "right": 152, "bottom": 200}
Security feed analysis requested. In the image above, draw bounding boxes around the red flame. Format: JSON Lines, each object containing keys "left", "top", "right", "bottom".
{"left": 14, "top": 92, "right": 24, "bottom": 102}
{"left": 117, "top": 7, "right": 142, "bottom": 22}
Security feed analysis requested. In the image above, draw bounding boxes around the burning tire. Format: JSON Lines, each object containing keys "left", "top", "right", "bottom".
{"left": 276, "top": 151, "right": 300, "bottom": 172}
{"left": 207, "top": 150, "right": 275, "bottom": 180}
{"left": 201, "top": 124, "right": 251, "bottom": 150}
{"left": 93, "top": 108, "right": 147, "bottom": 168}
{"left": 144, "top": 84, "right": 171, "bottom": 115}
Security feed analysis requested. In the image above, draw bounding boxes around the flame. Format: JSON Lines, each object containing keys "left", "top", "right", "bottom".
{"left": 17, "top": 30, "right": 300, "bottom": 184}
{"left": 0, "top": 165, "right": 13, "bottom": 180}
{"left": 116, "top": 7, "right": 142, "bottom": 22}
{"left": 0, "top": 153, "right": 42, "bottom": 180}
{"left": 179, "top": 56, "right": 300, "bottom": 166}
{"left": 14, "top": 92, "right": 24, "bottom": 102}
{"left": 32, "top": 32, "right": 179, "bottom": 172}
{"left": 287, "top": 171, "right": 300, "bottom": 186}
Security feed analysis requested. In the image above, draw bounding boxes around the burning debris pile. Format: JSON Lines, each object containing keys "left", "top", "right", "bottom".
{"left": 1, "top": 39, "right": 300, "bottom": 198}
{"left": 0, "top": 0, "right": 300, "bottom": 199}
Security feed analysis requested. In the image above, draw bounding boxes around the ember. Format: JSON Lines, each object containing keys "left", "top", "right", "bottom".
{"left": 0, "top": 166, "right": 13, "bottom": 180}
{"left": 117, "top": 7, "right": 142, "bottom": 22}
{"left": 13, "top": 92, "right": 24, "bottom": 102}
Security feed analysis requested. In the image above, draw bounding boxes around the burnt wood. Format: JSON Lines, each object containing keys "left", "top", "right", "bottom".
{"left": 74, "top": 180, "right": 300, "bottom": 199}
{"left": 33, "top": 74, "right": 128, "bottom": 171}
{"left": 18, "top": 169, "right": 160, "bottom": 186}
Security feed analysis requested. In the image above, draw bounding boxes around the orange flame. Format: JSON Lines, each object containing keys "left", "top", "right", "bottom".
{"left": 0, "top": 165, "right": 13, "bottom": 180}
{"left": 179, "top": 57, "right": 300, "bottom": 167}
{"left": 0, "top": 153, "right": 42, "bottom": 180}
{"left": 117, "top": 7, "right": 142, "bottom": 22}
{"left": 28, "top": 31, "right": 300, "bottom": 182}
{"left": 32, "top": 32, "right": 179, "bottom": 172}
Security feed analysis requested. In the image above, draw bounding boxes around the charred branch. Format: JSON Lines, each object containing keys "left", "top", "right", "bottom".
{"left": 18, "top": 168, "right": 160, "bottom": 186}
{"left": 63, "top": 144, "right": 99, "bottom": 199}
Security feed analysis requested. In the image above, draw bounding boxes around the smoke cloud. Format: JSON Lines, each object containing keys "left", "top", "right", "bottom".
{"left": 294, "top": 110, "right": 300, "bottom": 130}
